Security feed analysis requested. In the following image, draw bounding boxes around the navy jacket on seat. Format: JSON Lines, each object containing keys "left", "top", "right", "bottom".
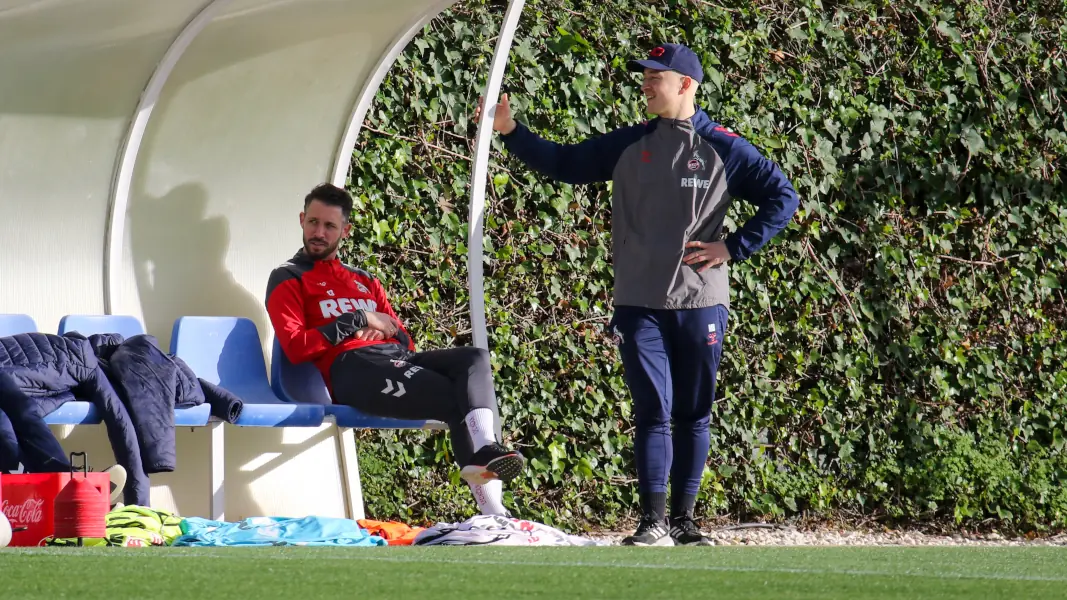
{"left": 92, "top": 333, "right": 243, "bottom": 473}
{"left": 0, "top": 332, "right": 148, "bottom": 505}
{"left": 0, "top": 332, "right": 244, "bottom": 506}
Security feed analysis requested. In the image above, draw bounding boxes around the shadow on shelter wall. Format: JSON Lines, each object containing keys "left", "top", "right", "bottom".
{"left": 127, "top": 182, "right": 266, "bottom": 350}
{"left": 127, "top": 182, "right": 337, "bottom": 519}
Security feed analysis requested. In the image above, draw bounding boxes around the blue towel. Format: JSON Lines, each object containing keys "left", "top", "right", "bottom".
{"left": 172, "top": 516, "right": 387, "bottom": 547}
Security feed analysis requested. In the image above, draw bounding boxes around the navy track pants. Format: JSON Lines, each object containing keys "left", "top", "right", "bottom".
{"left": 610, "top": 304, "right": 728, "bottom": 498}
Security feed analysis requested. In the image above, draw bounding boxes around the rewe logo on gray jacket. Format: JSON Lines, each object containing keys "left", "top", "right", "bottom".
{"left": 680, "top": 177, "right": 713, "bottom": 189}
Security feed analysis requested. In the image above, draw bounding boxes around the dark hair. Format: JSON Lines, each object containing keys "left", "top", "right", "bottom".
{"left": 304, "top": 183, "right": 353, "bottom": 222}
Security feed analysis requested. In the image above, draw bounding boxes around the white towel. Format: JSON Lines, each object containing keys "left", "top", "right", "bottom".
{"left": 413, "top": 515, "right": 605, "bottom": 547}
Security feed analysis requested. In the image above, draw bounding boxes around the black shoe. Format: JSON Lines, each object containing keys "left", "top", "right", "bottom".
{"left": 460, "top": 443, "right": 525, "bottom": 485}
{"left": 621, "top": 516, "right": 674, "bottom": 546}
{"left": 669, "top": 516, "right": 713, "bottom": 546}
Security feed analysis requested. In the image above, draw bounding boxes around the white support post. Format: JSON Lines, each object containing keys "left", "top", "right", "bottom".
{"left": 208, "top": 420, "right": 225, "bottom": 521}
{"left": 336, "top": 426, "right": 365, "bottom": 521}
{"left": 467, "top": 0, "right": 527, "bottom": 350}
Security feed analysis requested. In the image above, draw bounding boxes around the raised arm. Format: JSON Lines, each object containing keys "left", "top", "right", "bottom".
{"left": 480, "top": 93, "right": 647, "bottom": 185}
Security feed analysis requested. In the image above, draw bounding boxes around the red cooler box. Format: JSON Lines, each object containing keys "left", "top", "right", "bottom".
{"left": 1, "top": 472, "right": 110, "bottom": 546}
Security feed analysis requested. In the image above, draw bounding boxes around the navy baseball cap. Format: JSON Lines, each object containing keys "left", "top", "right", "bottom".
{"left": 627, "top": 43, "right": 704, "bottom": 83}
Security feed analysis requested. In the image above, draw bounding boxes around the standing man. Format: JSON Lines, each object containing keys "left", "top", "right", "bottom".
{"left": 266, "top": 183, "right": 525, "bottom": 516}
{"left": 477, "top": 43, "right": 799, "bottom": 545}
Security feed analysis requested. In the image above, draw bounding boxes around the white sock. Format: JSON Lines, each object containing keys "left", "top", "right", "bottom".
{"left": 469, "top": 479, "right": 507, "bottom": 515}
{"left": 465, "top": 408, "right": 497, "bottom": 451}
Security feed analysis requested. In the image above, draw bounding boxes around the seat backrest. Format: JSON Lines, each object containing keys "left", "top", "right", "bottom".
{"left": 270, "top": 337, "right": 331, "bottom": 405}
{"left": 0, "top": 314, "right": 38, "bottom": 337}
{"left": 58, "top": 314, "right": 145, "bottom": 338}
{"left": 170, "top": 316, "right": 280, "bottom": 402}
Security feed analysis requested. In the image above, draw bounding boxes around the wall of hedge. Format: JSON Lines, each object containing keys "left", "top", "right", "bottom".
{"left": 342, "top": 0, "right": 1067, "bottom": 531}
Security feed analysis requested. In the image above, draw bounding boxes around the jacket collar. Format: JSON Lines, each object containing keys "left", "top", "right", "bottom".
{"left": 291, "top": 247, "right": 340, "bottom": 267}
{"left": 655, "top": 108, "right": 712, "bottom": 134}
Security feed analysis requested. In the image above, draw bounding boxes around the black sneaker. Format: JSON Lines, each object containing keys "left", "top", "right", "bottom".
{"left": 669, "top": 516, "right": 713, "bottom": 546}
{"left": 621, "top": 516, "right": 674, "bottom": 546}
{"left": 460, "top": 443, "right": 525, "bottom": 485}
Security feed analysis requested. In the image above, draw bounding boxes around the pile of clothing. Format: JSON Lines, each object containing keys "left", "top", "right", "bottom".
{"left": 0, "top": 332, "right": 244, "bottom": 506}
{"left": 412, "top": 515, "right": 602, "bottom": 546}
{"left": 45, "top": 505, "right": 184, "bottom": 547}
{"left": 173, "top": 516, "right": 391, "bottom": 547}
{"left": 46, "top": 507, "right": 601, "bottom": 548}
{"left": 169, "top": 514, "right": 599, "bottom": 547}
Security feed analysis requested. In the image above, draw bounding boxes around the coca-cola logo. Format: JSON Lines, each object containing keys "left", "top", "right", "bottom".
{"left": 2, "top": 498, "right": 45, "bottom": 524}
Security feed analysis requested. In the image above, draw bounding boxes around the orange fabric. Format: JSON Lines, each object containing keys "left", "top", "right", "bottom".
{"left": 358, "top": 519, "right": 424, "bottom": 546}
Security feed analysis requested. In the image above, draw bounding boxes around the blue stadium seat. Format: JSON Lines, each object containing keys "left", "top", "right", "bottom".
{"left": 46, "top": 314, "right": 209, "bottom": 426}
{"left": 42, "top": 401, "right": 100, "bottom": 425}
{"left": 326, "top": 405, "right": 436, "bottom": 430}
{"left": 47, "top": 315, "right": 138, "bottom": 425}
{"left": 58, "top": 314, "right": 145, "bottom": 338}
{"left": 41, "top": 402, "right": 210, "bottom": 427}
{"left": 268, "top": 338, "right": 430, "bottom": 429}
{"left": 0, "top": 314, "right": 37, "bottom": 337}
{"left": 269, "top": 337, "right": 331, "bottom": 405}
{"left": 171, "top": 317, "right": 324, "bottom": 427}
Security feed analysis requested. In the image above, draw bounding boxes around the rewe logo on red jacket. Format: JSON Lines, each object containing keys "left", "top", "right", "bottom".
{"left": 320, "top": 298, "right": 378, "bottom": 318}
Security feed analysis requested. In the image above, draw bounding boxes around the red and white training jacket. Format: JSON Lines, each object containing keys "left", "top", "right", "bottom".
{"left": 265, "top": 249, "right": 415, "bottom": 391}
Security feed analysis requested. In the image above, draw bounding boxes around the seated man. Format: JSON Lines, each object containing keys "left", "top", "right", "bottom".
{"left": 265, "top": 183, "right": 524, "bottom": 516}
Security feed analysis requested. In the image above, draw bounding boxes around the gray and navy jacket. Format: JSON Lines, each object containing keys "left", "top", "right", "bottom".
{"left": 501, "top": 109, "right": 799, "bottom": 310}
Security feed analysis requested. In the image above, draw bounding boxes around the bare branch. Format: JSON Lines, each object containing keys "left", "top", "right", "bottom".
{"left": 804, "top": 239, "right": 870, "bottom": 346}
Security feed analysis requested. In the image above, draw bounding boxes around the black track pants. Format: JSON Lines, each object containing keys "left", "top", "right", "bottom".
{"left": 330, "top": 343, "right": 501, "bottom": 466}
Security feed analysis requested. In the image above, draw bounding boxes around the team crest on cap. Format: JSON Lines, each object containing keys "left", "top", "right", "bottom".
{"left": 650, "top": 46, "right": 666, "bottom": 57}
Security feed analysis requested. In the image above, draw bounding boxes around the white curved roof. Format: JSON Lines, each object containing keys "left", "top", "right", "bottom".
{"left": 0, "top": 0, "right": 466, "bottom": 347}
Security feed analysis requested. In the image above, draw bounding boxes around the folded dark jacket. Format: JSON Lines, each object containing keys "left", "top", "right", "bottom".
{"left": 94, "top": 335, "right": 189, "bottom": 473}
{"left": 94, "top": 334, "right": 243, "bottom": 474}
{"left": 197, "top": 379, "right": 243, "bottom": 423}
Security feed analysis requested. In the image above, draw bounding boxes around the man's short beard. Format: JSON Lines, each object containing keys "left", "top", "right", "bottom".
{"left": 303, "top": 237, "right": 340, "bottom": 260}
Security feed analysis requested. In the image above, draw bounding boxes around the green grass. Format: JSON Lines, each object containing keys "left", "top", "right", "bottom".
{"left": 2, "top": 546, "right": 1066, "bottom": 599}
